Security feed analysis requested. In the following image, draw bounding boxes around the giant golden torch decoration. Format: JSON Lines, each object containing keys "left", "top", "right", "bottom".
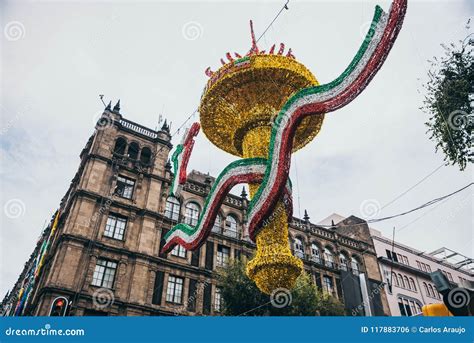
{"left": 162, "top": 0, "right": 407, "bottom": 294}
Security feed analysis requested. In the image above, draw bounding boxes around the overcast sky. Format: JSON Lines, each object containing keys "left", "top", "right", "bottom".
{"left": 1, "top": 0, "right": 472, "bottom": 296}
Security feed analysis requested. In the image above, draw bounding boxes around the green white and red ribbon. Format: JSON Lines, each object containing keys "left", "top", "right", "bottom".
{"left": 170, "top": 122, "right": 200, "bottom": 197}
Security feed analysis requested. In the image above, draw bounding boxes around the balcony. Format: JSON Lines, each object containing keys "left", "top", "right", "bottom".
{"left": 295, "top": 251, "right": 305, "bottom": 259}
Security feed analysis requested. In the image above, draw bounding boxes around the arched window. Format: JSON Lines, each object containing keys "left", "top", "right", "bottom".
{"left": 113, "top": 137, "right": 127, "bottom": 155}
{"left": 224, "top": 215, "right": 238, "bottom": 238}
{"left": 165, "top": 196, "right": 180, "bottom": 221}
{"left": 398, "top": 274, "right": 405, "bottom": 288}
{"left": 212, "top": 214, "right": 222, "bottom": 233}
{"left": 423, "top": 282, "right": 429, "bottom": 296}
{"left": 140, "top": 147, "right": 152, "bottom": 165}
{"left": 392, "top": 272, "right": 399, "bottom": 287}
{"left": 324, "top": 247, "right": 334, "bottom": 268}
{"left": 403, "top": 276, "right": 410, "bottom": 290}
{"left": 294, "top": 238, "right": 305, "bottom": 258}
{"left": 185, "top": 202, "right": 200, "bottom": 226}
{"left": 351, "top": 257, "right": 360, "bottom": 275}
{"left": 434, "top": 286, "right": 441, "bottom": 299}
{"left": 128, "top": 142, "right": 139, "bottom": 160}
{"left": 428, "top": 284, "right": 435, "bottom": 298}
{"left": 311, "top": 243, "right": 321, "bottom": 263}
{"left": 339, "top": 253, "right": 349, "bottom": 271}
{"left": 409, "top": 278, "right": 417, "bottom": 291}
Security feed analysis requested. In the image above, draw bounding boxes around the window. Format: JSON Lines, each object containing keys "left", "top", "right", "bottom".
{"left": 324, "top": 248, "right": 334, "bottom": 268}
{"left": 434, "top": 286, "right": 441, "bottom": 299}
{"left": 398, "top": 274, "right": 405, "bottom": 288}
{"left": 398, "top": 298, "right": 407, "bottom": 316}
{"left": 423, "top": 282, "right": 429, "bottom": 296}
{"left": 165, "top": 197, "right": 180, "bottom": 221}
{"left": 217, "top": 245, "right": 230, "bottom": 267}
{"left": 392, "top": 272, "right": 399, "bottom": 287}
{"left": 386, "top": 249, "right": 393, "bottom": 260}
{"left": 128, "top": 142, "right": 139, "bottom": 160}
{"left": 339, "top": 253, "right": 348, "bottom": 271}
{"left": 214, "top": 287, "right": 222, "bottom": 312}
{"left": 403, "top": 256, "right": 409, "bottom": 265}
{"left": 403, "top": 299, "right": 413, "bottom": 316}
{"left": 104, "top": 214, "right": 127, "bottom": 240}
{"left": 294, "top": 238, "right": 305, "bottom": 258}
{"left": 323, "top": 275, "right": 334, "bottom": 294}
{"left": 115, "top": 175, "right": 135, "bottom": 199}
{"left": 409, "top": 301, "right": 417, "bottom": 315}
{"left": 398, "top": 296, "right": 421, "bottom": 316}
{"left": 409, "top": 278, "right": 417, "bottom": 291}
{"left": 351, "top": 257, "right": 360, "bottom": 275}
{"left": 184, "top": 202, "right": 200, "bottom": 226}
{"left": 403, "top": 276, "right": 410, "bottom": 290}
{"left": 224, "top": 215, "right": 238, "bottom": 238}
{"left": 140, "top": 147, "right": 152, "bottom": 165}
{"left": 311, "top": 243, "right": 321, "bottom": 263}
{"left": 113, "top": 137, "right": 127, "bottom": 155}
{"left": 166, "top": 276, "right": 183, "bottom": 303}
{"left": 92, "top": 259, "right": 117, "bottom": 289}
{"left": 171, "top": 245, "right": 186, "bottom": 258}
{"left": 212, "top": 214, "right": 222, "bottom": 233}
{"left": 427, "top": 284, "right": 436, "bottom": 298}
{"left": 416, "top": 261, "right": 432, "bottom": 273}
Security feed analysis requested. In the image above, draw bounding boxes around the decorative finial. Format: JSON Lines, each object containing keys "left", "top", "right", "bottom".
{"left": 161, "top": 119, "right": 170, "bottom": 133}
{"left": 113, "top": 99, "right": 121, "bottom": 113}
{"left": 241, "top": 186, "right": 248, "bottom": 199}
{"left": 303, "top": 209, "right": 310, "bottom": 222}
{"left": 248, "top": 20, "right": 259, "bottom": 55}
{"left": 105, "top": 101, "right": 112, "bottom": 111}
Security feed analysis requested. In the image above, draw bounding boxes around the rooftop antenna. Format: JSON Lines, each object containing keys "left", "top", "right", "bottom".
{"left": 99, "top": 94, "right": 106, "bottom": 107}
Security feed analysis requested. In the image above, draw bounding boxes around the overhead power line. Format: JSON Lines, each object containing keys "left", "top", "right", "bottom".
{"left": 369, "top": 183, "right": 473, "bottom": 223}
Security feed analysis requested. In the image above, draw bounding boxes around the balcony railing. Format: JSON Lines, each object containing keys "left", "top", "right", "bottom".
{"left": 295, "top": 251, "right": 305, "bottom": 259}
{"left": 119, "top": 119, "right": 158, "bottom": 139}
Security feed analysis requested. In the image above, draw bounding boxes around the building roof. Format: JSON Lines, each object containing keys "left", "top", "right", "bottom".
{"left": 370, "top": 228, "right": 473, "bottom": 276}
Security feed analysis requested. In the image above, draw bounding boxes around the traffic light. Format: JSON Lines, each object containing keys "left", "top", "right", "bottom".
{"left": 49, "top": 297, "right": 68, "bottom": 316}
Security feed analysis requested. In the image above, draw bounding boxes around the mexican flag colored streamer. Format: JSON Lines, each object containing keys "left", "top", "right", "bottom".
{"left": 170, "top": 122, "right": 200, "bottom": 197}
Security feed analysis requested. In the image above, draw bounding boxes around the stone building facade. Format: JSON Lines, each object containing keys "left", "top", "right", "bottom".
{"left": 1, "top": 104, "right": 391, "bottom": 316}
{"left": 371, "top": 229, "right": 474, "bottom": 316}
